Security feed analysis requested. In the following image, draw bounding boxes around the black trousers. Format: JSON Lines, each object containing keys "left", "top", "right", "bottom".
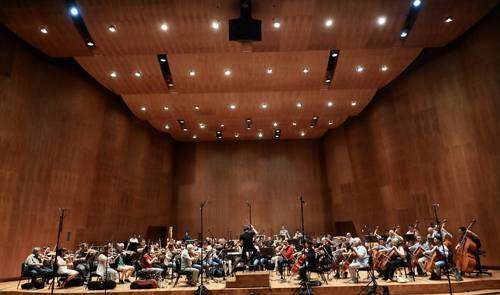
{"left": 383, "top": 258, "right": 405, "bottom": 280}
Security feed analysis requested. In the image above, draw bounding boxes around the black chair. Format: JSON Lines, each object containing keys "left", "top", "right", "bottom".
{"left": 173, "top": 257, "right": 192, "bottom": 287}
{"left": 17, "top": 263, "right": 34, "bottom": 289}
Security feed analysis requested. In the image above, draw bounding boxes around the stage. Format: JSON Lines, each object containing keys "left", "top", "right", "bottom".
{"left": 1, "top": 271, "right": 499, "bottom": 295}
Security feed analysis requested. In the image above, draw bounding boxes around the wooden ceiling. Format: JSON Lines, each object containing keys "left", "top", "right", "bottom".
{"left": 1, "top": 0, "right": 497, "bottom": 141}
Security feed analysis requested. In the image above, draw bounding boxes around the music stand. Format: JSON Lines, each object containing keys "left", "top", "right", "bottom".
{"left": 403, "top": 234, "right": 416, "bottom": 243}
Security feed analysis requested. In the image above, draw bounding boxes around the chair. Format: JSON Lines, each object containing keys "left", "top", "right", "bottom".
{"left": 173, "top": 257, "right": 192, "bottom": 287}
{"left": 396, "top": 260, "right": 415, "bottom": 282}
{"left": 17, "top": 263, "right": 34, "bottom": 289}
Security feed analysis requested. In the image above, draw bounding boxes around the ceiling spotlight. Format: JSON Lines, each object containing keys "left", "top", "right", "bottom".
{"left": 224, "top": 69, "right": 231, "bottom": 76}
{"left": 134, "top": 71, "right": 142, "bottom": 77}
{"left": 189, "top": 70, "right": 196, "bottom": 76}
{"left": 257, "top": 132, "right": 263, "bottom": 138}
{"left": 327, "top": 101, "right": 334, "bottom": 107}
{"left": 211, "top": 20, "right": 220, "bottom": 30}
{"left": 273, "top": 20, "right": 281, "bottom": 29}
{"left": 377, "top": 16, "right": 387, "bottom": 26}
{"left": 296, "top": 102, "right": 303, "bottom": 108}
{"left": 108, "top": 25, "right": 117, "bottom": 32}
{"left": 272, "top": 122, "right": 278, "bottom": 127}
{"left": 229, "top": 104, "right": 236, "bottom": 110}
{"left": 292, "top": 121, "right": 297, "bottom": 126}
{"left": 235, "top": 133, "right": 239, "bottom": 138}
{"left": 86, "top": 41, "right": 95, "bottom": 47}
{"left": 140, "top": 106, "right": 146, "bottom": 111}
{"left": 328, "top": 120, "right": 334, "bottom": 125}
{"left": 69, "top": 6, "right": 79, "bottom": 17}
{"left": 325, "top": 18, "right": 333, "bottom": 27}
{"left": 160, "top": 58, "right": 167, "bottom": 63}
{"left": 266, "top": 68, "right": 273, "bottom": 74}
{"left": 412, "top": 0, "right": 422, "bottom": 8}
{"left": 356, "top": 65, "right": 364, "bottom": 73}
{"left": 192, "top": 135, "right": 197, "bottom": 139}
{"left": 160, "top": 23, "right": 169, "bottom": 31}
{"left": 163, "top": 106, "right": 169, "bottom": 111}
{"left": 444, "top": 16, "right": 453, "bottom": 23}
{"left": 400, "top": 30, "right": 408, "bottom": 38}
{"left": 303, "top": 67, "right": 309, "bottom": 74}
{"left": 261, "top": 103, "right": 268, "bottom": 109}
{"left": 381, "top": 65, "right": 388, "bottom": 72}
{"left": 351, "top": 101, "right": 358, "bottom": 106}
{"left": 40, "top": 26, "right": 48, "bottom": 34}
{"left": 199, "top": 123, "right": 206, "bottom": 129}
{"left": 165, "top": 124, "right": 170, "bottom": 130}
{"left": 194, "top": 105, "right": 200, "bottom": 111}
{"left": 300, "top": 131, "right": 306, "bottom": 137}
{"left": 110, "top": 71, "right": 117, "bottom": 78}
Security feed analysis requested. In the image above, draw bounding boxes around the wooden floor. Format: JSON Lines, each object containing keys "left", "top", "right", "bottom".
{"left": 1, "top": 271, "right": 499, "bottom": 295}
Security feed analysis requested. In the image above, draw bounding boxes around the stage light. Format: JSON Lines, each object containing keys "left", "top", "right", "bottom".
{"left": 183, "top": 128, "right": 188, "bottom": 132}
{"left": 160, "top": 58, "right": 167, "bottom": 63}
{"left": 160, "top": 23, "right": 169, "bottom": 31}
{"left": 40, "top": 26, "right": 48, "bottom": 34}
{"left": 292, "top": 121, "right": 297, "bottom": 126}
{"left": 331, "top": 52, "right": 338, "bottom": 57}
{"left": 356, "top": 65, "right": 364, "bottom": 73}
{"left": 211, "top": 21, "right": 220, "bottom": 30}
{"left": 266, "top": 68, "right": 273, "bottom": 74}
{"left": 194, "top": 105, "right": 200, "bottom": 111}
{"left": 400, "top": 30, "right": 408, "bottom": 38}
{"left": 199, "top": 123, "right": 206, "bottom": 129}
{"left": 296, "top": 102, "right": 303, "bottom": 108}
{"left": 134, "top": 71, "right": 141, "bottom": 77}
{"left": 192, "top": 135, "right": 197, "bottom": 139}
{"left": 224, "top": 69, "right": 232, "bottom": 76}
{"left": 412, "top": 0, "right": 421, "bottom": 8}
{"left": 273, "top": 122, "right": 278, "bottom": 127}
{"left": 351, "top": 101, "right": 358, "bottom": 106}
{"left": 235, "top": 133, "right": 239, "bottom": 138}
{"left": 325, "top": 18, "right": 333, "bottom": 27}
{"left": 300, "top": 131, "right": 306, "bottom": 137}
{"left": 303, "top": 67, "right": 309, "bottom": 74}
{"left": 140, "top": 106, "right": 146, "bottom": 111}
{"left": 273, "top": 20, "right": 281, "bottom": 29}
{"left": 220, "top": 124, "right": 225, "bottom": 128}
{"left": 257, "top": 132, "right": 263, "bottom": 138}
{"left": 69, "top": 6, "right": 79, "bottom": 17}
{"left": 110, "top": 71, "right": 117, "bottom": 78}
{"left": 261, "top": 103, "right": 268, "bottom": 109}
{"left": 168, "top": 82, "right": 174, "bottom": 87}
{"left": 325, "top": 79, "right": 331, "bottom": 83}
{"left": 328, "top": 120, "right": 334, "bottom": 125}
{"left": 381, "top": 65, "right": 388, "bottom": 72}
{"left": 377, "top": 16, "right": 387, "bottom": 26}
{"left": 165, "top": 124, "right": 170, "bottom": 129}
{"left": 444, "top": 16, "right": 453, "bottom": 23}
{"left": 189, "top": 70, "right": 196, "bottom": 76}
{"left": 87, "top": 41, "right": 95, "bottom": 47}
{"left": 108, "top": 25, "right": 117, "bottom": 32}
{"left": 229, "top": 104, "right": 236, "bottom": 110}
{"left": 163, "top": 106, "right": 169, "bottom": 111}
{"left": 327, "top": 101, "right": 334, "bottom": 107}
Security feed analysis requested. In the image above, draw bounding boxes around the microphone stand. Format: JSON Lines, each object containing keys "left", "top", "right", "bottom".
{"left": 299, "top": 196, "right": 305, "bottom": 240}
{"left": 246, "top": 201, "right": 252, "bottom": 225}
{"left": 195, "top": 201, "right": 208, "bottom": 295}
{"left": 50, "top": 208, "right": 68, "bottom": 295}
{"left": 432, "top": 204, "right": 453, "bottom": 295}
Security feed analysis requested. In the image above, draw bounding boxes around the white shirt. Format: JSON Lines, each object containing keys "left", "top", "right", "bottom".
{"left": 96, "top": 254, "right": 111, "bottom": 277}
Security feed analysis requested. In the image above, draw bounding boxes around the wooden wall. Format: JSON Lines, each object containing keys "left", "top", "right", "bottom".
{"left": 0, "top": 27, "right": 174, "bottom": 279}
{"left": 322, "top": 7, "right": 500, "bottom": 265}
{"left": 172, "top": 140, "right": 332, "bottom": 239}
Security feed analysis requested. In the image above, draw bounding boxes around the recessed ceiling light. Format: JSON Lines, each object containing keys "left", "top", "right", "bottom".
{"left": 224, "top": 69, "right": 231, "bottom": 76}
{"left": 444, "top": 16, "right": 453, "bottom": 23}
{"left": 377, "top": 16, "right": 387, "bottom": 26}
{"left": 69, "top": 6, "right": 79, "bottom": 17}
{"left": 261, "top": 103, "right": 268, "bottom": 109}
{"left": 163, "top": 106, "right": 169, "bottom": 111}
{"left": 412, "top": 0, "right": 421, "bottom": 8}
{"left": 87, "top": 41, "right": 95, "bottom": 47}
{"left": 229, "top": 104, "right": 236, "bottom": 110}
{"left": 160, "top": 58, "right": 167, "bottom": 63}
{"left": 108, "top": 25, "right": 117, "bottom": 32}
{"left": 296, "top": 102, "right": 303, "bottom": 108}
{"left": 194, "top": 105, "right": 200, "bottom": 111}
{"left": 266, "top": 68, "right": 273, "bottom": 74}
{"left": 292, "top": 121, "right": 297, "bottom": 126}
{"left": 211, "top": 20, "right": 220, "bottom": 30}
{"left": 257, "top": 132, "right": 263, "bottom": 138}
{"left": 110, "top": 71, "right": 117, "bottom": 78}
{"left": 273, "top": 20, "right": 281, "bottom": 29}
{"left": 331, "top": 52, "right": 338, "bottom": 57}
{"left": 272, "top": 122, "right": 278, "bottom": 127}
{"left": 381, "top": 65, "right": 388, "bottom": 72}
{"left": 235, "top": 133, "right": 239, "bottom": 138}
{"left": 192, "top": 135, "right": 197, "bottom": 139}
{"left": 325, "top": 18, "right": 333, "bottom": 27}
{"left": 300, "top": 131, "right": 306, "bottom": 137}
{"left": 40, "top": 26, "right": 48, "bottom": 34}
{"left": 303, "top": 67, "right": 309, "bottom": 74}
{"left": 327, "top": 101, "right": 334, "bottom": 107}
{"left": 199, "top": 123, "right": 206, "bottom": 129}
{"left": 134, "top": 71, "right": 141, "bottom": 77}
{"left": 189, "top": 70, "right": 196, "bottom": 76}
{"left": 140, "top": 106, "right": 146, "bottom": 111}
{"left": 400, "top": 31, "right": 408, "bottom": 38}
{"left": 160, "top": 23, "right": 169, "bottom": 31}
{"left": 355, "top": 65, "right": 364, "bottom": 73}
{"left": 351, "top": 101, "right": 358, "bottom": 106}
{"left": 328, "top": 120, "right": 334, "bottom": 125}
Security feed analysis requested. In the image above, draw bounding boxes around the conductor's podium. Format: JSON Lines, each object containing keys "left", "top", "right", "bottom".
{"left": 225, "top": 271, "right": 270, "bottom": 288}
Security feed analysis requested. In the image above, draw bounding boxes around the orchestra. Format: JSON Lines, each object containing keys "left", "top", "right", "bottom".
{"left": 22, "top": 219, "right": 490, "bottom": 290}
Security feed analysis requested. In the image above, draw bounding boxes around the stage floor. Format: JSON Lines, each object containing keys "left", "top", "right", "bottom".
{"left": 1, "top": 271, "right": 500, "bottom": 295}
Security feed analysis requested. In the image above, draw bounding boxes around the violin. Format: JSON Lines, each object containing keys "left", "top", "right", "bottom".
{"left": 455, "top": 218, "right": 478, "bottom": 273}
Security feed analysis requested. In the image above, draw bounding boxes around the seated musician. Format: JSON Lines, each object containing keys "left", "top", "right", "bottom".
{"left": 423, "top": 235, "right": 450, "bottom": 280}
{"left": 278, "top": 240, "right": 295, "bottom": 279}
{"left": 293, "top": 229, "right": 303, "bottom": 240}
{"left": 380, "top": 238, "right": 407, "bottom": 282}
{"left": 456, "top": 226, "right": 482, "bottom": 271}
{"left": 96, "top": 246, "right": 119, "bottom": 282}
{"left": 182, "top": 231, "right": 192, "bottom": 243}
{"left": 345, "top": 233, "right": 354, "bottom": 245}
{"left": 408, "top": 235, "right": 428, "bottom": 275}
{"left": 251, "top": 241, "right": 268, "bottom": 271}
{"left": 25, "top": 247, "right": 53, "bottom": 279}
{"left": 56, "top": 248, "right": 80, "bottom": 287}
{"left": 279, "top": 226, "right": 291, "bottom": 239}
{"left": 140, "top": 245, "right": 164, "bottom": 279}
{"left": 386, "top": 230, "right": 402, "bottom": 245}
{"left": 298, "top": 240, "right": 317, "bottom": 283}
{"left": 346, "top": 238, "right": 369, "bottom": 284}
{"left": 115, "top": 243, "right": 135, "bottom": 283}
{"left": 127, "top": 234, "right": 139, "bottom": 252}
{"left": 181, "top": 244, "right": 199, "bottom": 286}
{"left": 136, "top": 239, "right": 147, "bottom": 254}
{"left": 373, "top": 237, "right": 389, "bottom": 251}
{"left": 73, "top": 243, "right": 94, "bottom": 280}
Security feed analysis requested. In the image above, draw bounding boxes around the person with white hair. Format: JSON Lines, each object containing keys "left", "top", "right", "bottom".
{"left": 25, "top": 247, "right": 52, "bottom": 279}
{"left": 115, "top": 243, "right": 135, "bottom": 283}
{"left": 181, "top": 244, "right": 200, "bottom": 286}
{"left": 347, "top": 238, "right": 369, "bottom": 283}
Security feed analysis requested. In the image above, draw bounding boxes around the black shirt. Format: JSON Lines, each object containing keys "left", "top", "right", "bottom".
{"left": 240, "top": 230, "right": 256, "bottom": 250}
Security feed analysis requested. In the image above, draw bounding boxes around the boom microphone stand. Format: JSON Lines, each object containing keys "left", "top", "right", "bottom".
{"left": 299, "top": 196, "right": 306, "bottom": 240}
{"left": 246, "top": 201, "right": 252, "bottom": 225}
{"left": 50, "top": 208, "right": 68, "bottom": 295}
{"left": 195, "top": 201, "right": 209, "bottom": 295}
{"left": 432, "top": 204, "right": 453, "bottom": 295}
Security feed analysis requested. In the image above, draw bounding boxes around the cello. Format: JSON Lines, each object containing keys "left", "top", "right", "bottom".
{"left": 455, "top": 218, "right": 478, "bottom": 274}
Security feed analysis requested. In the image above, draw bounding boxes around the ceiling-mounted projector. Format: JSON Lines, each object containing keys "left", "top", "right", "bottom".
{"left": 229, "top": 0, "right": 261, "bottom": 42}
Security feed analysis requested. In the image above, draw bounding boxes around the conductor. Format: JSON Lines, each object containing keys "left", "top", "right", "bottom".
{"left": 240, "top": 224, "right": 258, "bottom": 264}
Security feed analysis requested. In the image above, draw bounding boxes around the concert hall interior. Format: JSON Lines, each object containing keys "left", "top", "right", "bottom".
{"left": 0, "top": 1, "right": 499, "bottom": 294}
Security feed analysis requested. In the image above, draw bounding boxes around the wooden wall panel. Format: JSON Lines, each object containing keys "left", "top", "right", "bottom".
{"left": 172, "top": 140, "right": 332, "bottom": 239}
{"left": 321, "top": 7, "right": 500, "bottom": 265}
{"left": 0, "top": 27, "right": 174, "bottom": 279}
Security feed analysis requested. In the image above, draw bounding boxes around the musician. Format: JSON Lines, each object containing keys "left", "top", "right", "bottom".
{"left": 181, "top": 244, "right": 199, "bottom": 286}
{"left": 182, "top": 231, "right": 192, "bottom": 243}
{"left": 298, "top": 240, "right": 317, "bottom": 283}
{"left": 240, "top": 224, "right": 258, "bottom": 264}
{"left": 250, "top": 241, "right": 267, "bottom": 271}
{"left": 456, "top": 226, "right": 482, "bottom": 270}
{"left": 25, "top": 247, "right": 53, "bottom": 279}
{"left": 345, "top": 233, "right": 354, "bottom": 245}
{"left": 56, "top": 248, "right": 80, "bottom": 287}
{"left": 115, "top": 243, "right": 135, "bottom": 283}
{"left": 73, "top": 243, "right": 93, "bottom": 280}
{"left": 279, "top": 226, "right": 291, "bottom": 239}
{"left": 95, "top": 246, "right": 119, "bottom": 282}
{"left": 140, "top": 245, "right": 164, "bottom": 279}
{"left": 346, "top": 238, "right": 369, "bottom": 284}
{"left": 127, "top": 234, "right": 140, "bottom": 252}
{"left": 408, "top": 235, "right": 429, "bottom": 275}
{"left": 423, "top": 235, "right": 450, "bottom": 280}
{"left": 293, "top": 229, "right": 303, "bottom": 240}
{"left": 380, "top": 238, "right": 407, "bottom": 282}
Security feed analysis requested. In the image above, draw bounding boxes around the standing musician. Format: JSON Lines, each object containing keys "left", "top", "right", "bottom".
{"left": 456, "top": 226, "right": 482, "bottom": 272}
{"left": 239, "top": 224, "right": 258, "bottom": 264}
{"left": 346, "top": 238, "right": 369, "bottom": 284}
{"left": 298, "top": 240, "right": 317, "bottom": 283}
{"left": 380, "top": 238, "right": 407, "bottom": 282}
{"left": 25, "top": 247, "right": 53, "bottom": 280}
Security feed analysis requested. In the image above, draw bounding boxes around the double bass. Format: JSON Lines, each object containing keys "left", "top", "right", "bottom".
{"left": 455, "top": 219, "right": 478, "bottom": 274}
